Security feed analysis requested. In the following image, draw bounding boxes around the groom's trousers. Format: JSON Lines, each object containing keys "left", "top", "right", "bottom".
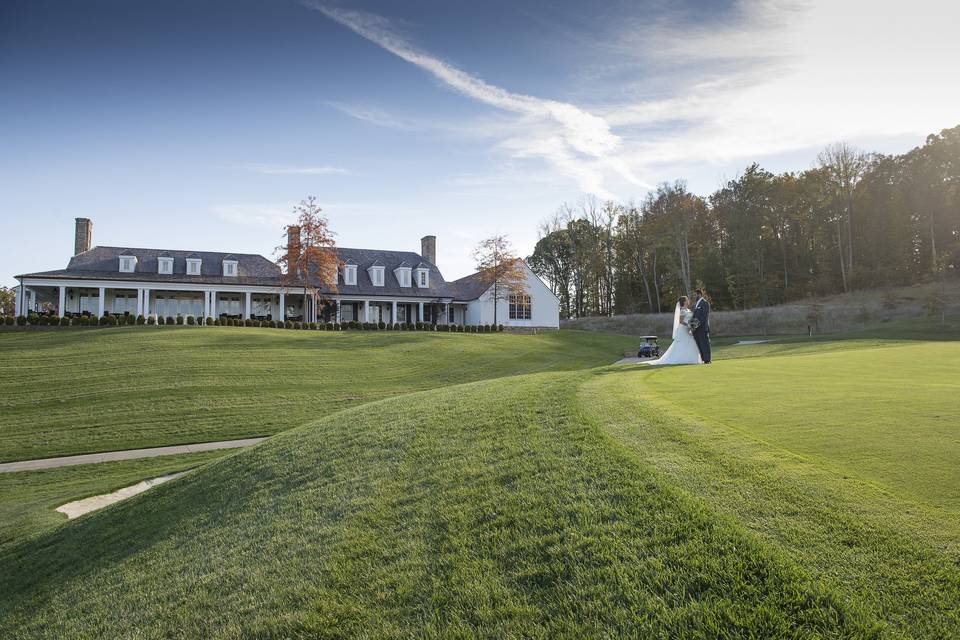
{"left": 693, "top": 329, "right": 711, "bottom": 363}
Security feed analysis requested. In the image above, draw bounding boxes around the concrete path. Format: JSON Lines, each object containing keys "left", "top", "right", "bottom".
{"left": 56, "top": 471, "right": 190, "bottom": 518}
{"left": 0, "top": 437, "right": 267, "bottom": 473}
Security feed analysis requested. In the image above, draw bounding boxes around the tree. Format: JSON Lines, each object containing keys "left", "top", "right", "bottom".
{"left": 275, "top": 196, "right": 338, "bottom": 320}
{"left": 472, "top": 235, "right": 528, "bottom": 326}
{"left": 817, "top": 143, "right": 867, "bottom": 291}
{"left": 0, "top": 286, "right": 14, "bottom": 316}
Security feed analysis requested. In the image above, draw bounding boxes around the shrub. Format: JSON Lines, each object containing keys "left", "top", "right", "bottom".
{"left": 498, "top": 324, "right": 504, "bottom": 332}
{"left": 166, "top": 316, "right": 175, "bottom": 326}
{"left": 108, "top": 315, "right": 119, "bottom": 326}
{"left": 51, "top": 315, "right": 63, "bottom": 326}
{"left": 136, "top": 314, "right": 145, "bottom": 325}
{"left": 284, "top": 320, "right": 293, "bottom": 329}
{"left": 98, "top": 315, "right": 108, "bottom": 326}
{"left": 16, "top": 315, "right": 27, "bottom": 326}
{"left": 185, "top": 315, "right": 194, "bottom": 326}
{"left": 458, "top": 324, "right": 465, "bottom": 333}
{"left": 3, "top": 315, "right": 12, "bottom": 326}
{"left": 333, "top": 323, "right": 341, "bottom": 331}
{"left": 377, "top": 321, "right": 386, "bottom": 330}
{"left": 147, "top": 315, "right": 156, "bottom": 325}
{"left": 174, "top": 314, "right": 183, "bottom": 326}
{"left": 80, "top": 315, "right": 91, "bottom": 326}
{"left": 415, "top": 322, "right": 423, "bottom": 331}
{"left": 205, "top": 316, "right": 214, "bottom": 326}
{"left": 36, "top": 315, "right": 49, "bottom": 326}
{"left": 307, "top": 322, "right": 316, "bottom": 330}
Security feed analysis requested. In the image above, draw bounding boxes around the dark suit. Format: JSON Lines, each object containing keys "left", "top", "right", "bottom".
{"left": 692, "top": 297, "right": 711, "bottom": 363}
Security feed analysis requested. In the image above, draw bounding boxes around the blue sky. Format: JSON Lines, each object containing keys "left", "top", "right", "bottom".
{"left": 2, "top": 0, "right": 958, "bottom": 286}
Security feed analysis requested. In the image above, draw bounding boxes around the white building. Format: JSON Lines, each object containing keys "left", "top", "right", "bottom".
{"left": 14, "top": 218, "right": 559, "bottom": 329}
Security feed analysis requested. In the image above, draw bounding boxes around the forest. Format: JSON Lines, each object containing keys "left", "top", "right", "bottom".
{"left": 528, "top": 125, "right": 959, "bottom": 317}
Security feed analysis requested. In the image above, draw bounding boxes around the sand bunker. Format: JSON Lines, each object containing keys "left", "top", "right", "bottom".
{"left": 56, "top": 471, "right": 188, "bottom": 519}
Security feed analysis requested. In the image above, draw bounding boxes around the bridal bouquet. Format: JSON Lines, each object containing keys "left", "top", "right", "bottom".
{"left": 688, "top": 318, "right": 701, "bottom": 333}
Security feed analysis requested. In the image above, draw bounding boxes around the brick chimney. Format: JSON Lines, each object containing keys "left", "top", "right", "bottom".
{"left": 74, "top": 218, "right": 92, "bottom": 255}
{"left": 286, "top": 225, "right": 301, "bottom": 274}
{"left": 420, "top": 235, "right": 436, "bottom": 265}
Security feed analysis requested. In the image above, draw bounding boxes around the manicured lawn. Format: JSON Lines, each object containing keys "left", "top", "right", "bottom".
{"left": 0, "top": 450, "right": 226, "bottom": 548}
{"left": 1, "top": 321, "right": 958, "bottom": 637}
{"left": 0, "top": 373, "right": 879, "bottom": 638}
{"left": 0, "top": 327, "right": 634, "bottom": 462}
{"left": 642, "top": 341, "right": 960, "bottom": 510}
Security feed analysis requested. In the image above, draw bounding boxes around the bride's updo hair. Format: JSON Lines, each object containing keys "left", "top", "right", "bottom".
{"left": 678, "top": 295, "right": 689, "bottom": 307}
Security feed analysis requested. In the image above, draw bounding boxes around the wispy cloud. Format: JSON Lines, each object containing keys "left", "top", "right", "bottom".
{"left": 306, "top": 2, "right": 645, "bottom": 198}
{"left": 242, "top": 163, "right": 351, "bottom": 176}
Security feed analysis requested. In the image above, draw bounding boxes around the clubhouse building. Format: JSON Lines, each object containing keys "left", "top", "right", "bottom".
{"left": 14, "top": 218, "right": 560, "bottom": 329}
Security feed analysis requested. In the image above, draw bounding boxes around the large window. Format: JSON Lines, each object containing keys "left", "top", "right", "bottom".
{"left": 509, "top": 293, "right": 531, "bottom": 320}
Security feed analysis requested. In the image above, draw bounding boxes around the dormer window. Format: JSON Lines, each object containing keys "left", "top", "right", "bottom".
{"left": 119, "top": 255, "right": 137, "bottom": 273}
{"left": 344, "top": 264, "right": 357, "bottom": 285}
{"left": 415, "top": 266, "right": 429, "bottom": 288}
{"left": 186, "top": 258, "right": 202, "bottom": 276}
{"left": 368, "top": 265, "right": 385, "bottom": 287}
{"left": 222, "top": 260, "right": 238, "bottom": 277}
{"left": 158, "top": 257, "right": 173, "bottom": 274}
{"left": 394, "top": 267, "right": 412, "bottom": 287}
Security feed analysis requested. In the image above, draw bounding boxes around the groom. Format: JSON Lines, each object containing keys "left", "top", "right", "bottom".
{"left": 692, "top": 288, "right": 711, "bottom": 364}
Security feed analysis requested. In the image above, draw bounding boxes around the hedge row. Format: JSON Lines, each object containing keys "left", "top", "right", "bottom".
{"left": 2, "top": 314, "right": 506, "bottom": 333}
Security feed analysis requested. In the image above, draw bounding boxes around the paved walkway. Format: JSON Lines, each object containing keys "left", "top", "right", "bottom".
{"left": 0, "top": 437, "right": 267, "bottom": 473}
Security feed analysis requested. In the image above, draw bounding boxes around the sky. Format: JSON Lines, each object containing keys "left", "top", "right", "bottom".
{"left": 2, "top": 0, "right": 959, "bottom": 286}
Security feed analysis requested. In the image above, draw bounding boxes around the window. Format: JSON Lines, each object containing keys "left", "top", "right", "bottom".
{"left": 369, "top": 267, "right": 385, "bottom": 286}
{"left": 415, "top": 268, "right": 429, "bottom": 287}
{"left": 509, "top": 293, "right": 532, "bottom": 320}
{"left": 186, "top": 259, "right": 202, "bottom": 275}
{"left": 394, "top": 268, "right": 411, "bottom": 287}
{"left": 119, "top": 256, "right": 137, "bottom": 273}
{"left": 222, "top": 260, "right": 238, "bottom": 277}
{"left": 158, "top": 258, "right": 173, "bottom": 274}
{"left": 344, "top": 265, "right": 357, "bottom": 285}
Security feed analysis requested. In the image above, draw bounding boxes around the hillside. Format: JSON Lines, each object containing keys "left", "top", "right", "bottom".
{"left": 1, "top": 324, "right": 958, "bottom": 637}
{"left": 0, "top": 328, "right": 634, "bottom": 462}
{"left": 563, "top": 281, "right": 960, "bottom": 336}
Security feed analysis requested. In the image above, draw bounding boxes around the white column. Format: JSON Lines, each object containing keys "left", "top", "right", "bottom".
{"left": 363, "top": 300, "right": 370, "bottom": 322}
{"left": 418, "top": 301, "right": 424, "bottom": 322}
{"left": 144, "top": 289, "right": 151, "bottom": 317}
{"left": 136, "top": 289, "right": 144, "bottom": 317}
{"left": 278, "top": 292, "right": 285, "bottom": 321}
{"left": 98, "top": 287, "right": 106, "bottom": 318}
{"left": 391, "top": 300, "right": 397, "bottom": 325}
{"left": 58, "top": 286, "right": 66, "bottom": 316}
{"left": 15, "top": 284, "right": 22, "bottom": 316}
{"left": 244, "top": 292, "right": 252, "bottom": 320}
{"left": 335, "top": 299, "right": 341, "bottom": 323}
{"left": 210, "top": 291, "right": 217, "bottom": 318}
{"left": 445, "top": 303, "right": 450, "bottom": 325}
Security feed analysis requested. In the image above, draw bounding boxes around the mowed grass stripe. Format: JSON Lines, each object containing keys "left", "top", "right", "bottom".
{"left": 0, "top": 328, "right": 635, "bottom": 461}
{"left": 579, "top": 365, "right": 960, "bottom": 638}
{"left": 0, "top": 373, "right": 879, "bottom": 638}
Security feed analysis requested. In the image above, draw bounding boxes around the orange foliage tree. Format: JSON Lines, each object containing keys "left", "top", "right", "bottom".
{"left": 472, "top": 234, "right": 528, "bottom": 326}
{"left": 275, "top": 196, "right": 338, "bottom": 320}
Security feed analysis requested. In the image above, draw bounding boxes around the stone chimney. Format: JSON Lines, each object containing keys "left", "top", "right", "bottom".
{"left": 74, "top": 218, "right": 92, "bottom": 255}
{"left": 420, "top": 235, "right": 436, "bottom": 265}
{"left": 286, "top": 225, "right": 301, "bottom": 274}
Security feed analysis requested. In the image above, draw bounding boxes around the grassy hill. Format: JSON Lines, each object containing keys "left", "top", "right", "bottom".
{"left": 1, "top": 325, "right": 958, "bottom": 637}
{"left": 0, "top": 328, "right": 633, "bottom": 462}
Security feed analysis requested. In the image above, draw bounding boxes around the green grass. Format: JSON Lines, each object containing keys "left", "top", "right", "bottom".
{"left": 0, "top": 451, "right": 226, "bottom": 548}
{"left": 0, "top": 373, "right": 881, "bottom": 638}
{"left": 1, "top": 323, "right": 958, "bottom": 637}
{"left": 0, "top": 328, "right": 634, "bottom": 462}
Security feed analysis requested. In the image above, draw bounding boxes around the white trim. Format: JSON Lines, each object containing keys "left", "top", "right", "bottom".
{"left": 158, "top": 257, "right": 174, "bottom": 275}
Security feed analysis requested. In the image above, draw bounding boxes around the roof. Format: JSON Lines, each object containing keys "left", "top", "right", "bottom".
{"left": 18, "top": 246, "right": 282, "bottom": 285}
{"left": 18, "top": 245, "right": 459, "bottom": 299}
{"left": 449, "top": 270, "right": 492, "bottom": 301}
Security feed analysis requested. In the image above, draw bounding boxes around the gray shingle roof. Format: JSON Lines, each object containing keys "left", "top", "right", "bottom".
{"left": 448, "top": 270, "right": 492, "bottom": 301}
{"left": 18, "top": 245, "right": 474, "bottom": 300}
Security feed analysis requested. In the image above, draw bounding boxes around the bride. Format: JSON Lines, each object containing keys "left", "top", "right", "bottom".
{"left": 647, "top": 296, "right": 702, "bottom": 366}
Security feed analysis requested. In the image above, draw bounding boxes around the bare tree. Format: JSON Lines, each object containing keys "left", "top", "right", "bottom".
{"left": 818, "top": 143, "right": 867, "bottom": 292}
{"left": 472, "top": 234, "right": 528, "bottom": 326}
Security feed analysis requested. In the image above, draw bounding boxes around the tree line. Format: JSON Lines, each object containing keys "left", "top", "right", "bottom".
{"left": 528, "top": 125, "right": 959, "bottom": 317}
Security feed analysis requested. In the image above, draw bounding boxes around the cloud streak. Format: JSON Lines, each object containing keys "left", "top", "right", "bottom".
{"left": 243, "top": 163, "right": 351, "bottom": 175}
{"left": 306, "top": 2, "right": 644, "bottom": 198}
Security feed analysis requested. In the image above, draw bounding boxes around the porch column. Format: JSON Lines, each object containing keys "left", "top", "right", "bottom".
{"left": 15, "top": 283, "right": 22, "bottom": 317}
{"left": 136, "top": 289, "right": 144, "bottom": 317}
{"left": 278, "top": 292, "right": 285, "bottom": 321}
{"left": 244, "top": 292, "right": 252, "bottom": 320}
{"left": 144, "top": 289, "right": 151, "bottom": 317}
{"left": 418, "top": 301, "right": 424, "bottom": 322}
{"left": 335, "top": 299, "right": 341, "bottom": 323}
{"left": 363, "top": 300, "right": 370, "bottom": 322}
{"left": 58, "top": 285, "right": 66, "bottom": 316}
{"left": 98, "top": 287, "right": 106, "bottom": 318}
{"left": 391, "top": 300, "right": 397, "bottom": 324}
{"left": 445, "top": 303, "right": 450, "bottom": 325}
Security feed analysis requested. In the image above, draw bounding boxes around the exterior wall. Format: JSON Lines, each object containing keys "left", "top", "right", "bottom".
{"left": 464, "top": 264, "right": 560, "bottom": 328}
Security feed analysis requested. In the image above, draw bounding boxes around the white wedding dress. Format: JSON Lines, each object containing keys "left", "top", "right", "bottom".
{"left": 647, "top": 304, "right": 702, "bottom": 366}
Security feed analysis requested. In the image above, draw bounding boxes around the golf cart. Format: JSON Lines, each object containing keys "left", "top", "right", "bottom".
{"left": 637, "top": 335, "right": 660, "bottom": 358}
